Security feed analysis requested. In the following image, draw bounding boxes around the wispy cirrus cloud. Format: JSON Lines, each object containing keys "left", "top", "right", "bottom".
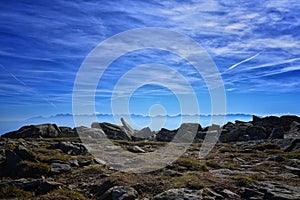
{"left": 0, "top": 0, "right": 300, "bottom": 120}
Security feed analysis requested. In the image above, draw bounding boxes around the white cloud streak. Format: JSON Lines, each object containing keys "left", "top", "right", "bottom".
{"left": 226, "top": 51, "right": 263, "bottom": 71}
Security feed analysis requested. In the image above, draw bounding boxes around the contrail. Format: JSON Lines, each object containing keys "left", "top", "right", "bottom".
{"left": 246, "top": 57, "right": 300, "bottom": 70}
{"left": 0, "top": 64, "right": 27, "bottom": 86}
{"left": 0, "top": 64, "right": 57, "bottom": 108}
{"left": 226, "top": 51, "right": 263, "bottom": 72}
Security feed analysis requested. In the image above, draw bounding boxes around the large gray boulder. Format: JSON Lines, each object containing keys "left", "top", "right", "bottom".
{"left": 219, "top": 129, "right": 244, "bottom": 143}
{"left": 247, "top": 126, "right": 267, "bottom": 140}
{"left": 269, "top": 127, "right": 284, "bottom": 139}
{"left": 2, "top": 124, "right": 61, "bottom": 138}
{"left": 156, "top": 128, "right": 177, "bottom": 142}
{"left": 75, "top": 126, "right": 106, "bottom": 138}
{"left": 175, "top": 123, "right": 202, "bottom": 142}
{"left": 92, "top": 122, "right": 132, "bottom": 141}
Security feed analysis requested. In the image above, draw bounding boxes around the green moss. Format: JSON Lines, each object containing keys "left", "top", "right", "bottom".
{"left": 264, "top": 149, "right": 283, "bottom": 154}
{"left": 206, "top": 160, "right": 223, "bottom": 169}
{"left": 282, "top": 150, "right": 300, "bottom": 159}
{"left": 169, "top": 172, "right": 204, "bottom": 190}
{"left": 35, "top": 147, "right": 56, "bottom": 154}
{"left": 40, "top": 155, "right": 70, "bottom": 162}
{"left": 175, "top": 157, "right": 208, "bottom": 171}
{"left": 206, "top": 159, "right": 239, "bottom": 170}
{"left": 218, "top": 145, "right": 238, "bottom": 153}
{"left": 250, "top": 165, "right": 270, "bottom": 173}
{"left": 35, "top": 147, "right": 71, "bottom": 163}
{"left": 231, "top": 173, "right": 268, "bottom": 187}
{"left": 248, "top": 174, "right": 268, "bottom": 181}
{"left": 252, "top": 143, "right": 280, "bottom": 151}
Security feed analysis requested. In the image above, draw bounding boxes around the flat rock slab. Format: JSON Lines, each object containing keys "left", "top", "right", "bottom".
{"left": 50, "top": 162, "right": 71, "bottom": 174}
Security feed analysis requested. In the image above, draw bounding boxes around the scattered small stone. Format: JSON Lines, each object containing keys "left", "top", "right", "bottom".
{"left": 240, "top": 165, "right": 252, "bottom": 168}
{"left": 69, "top": 159, "right": 79, "bottom": 167}
{"left": 279, "top": 173, "right": 298, "bottom": 178}
{"left": 153, "top": 188, "right": 203, "bottom": 200}
{"left": 105, "top": 145, "right": 122, "bottom": 151}
{"left": 203, "top": 188, "right": 224, "bottom": 199}
{"left": 132, "top": 145, "right": 145, "bottom": 153}
{"left": 221, "top": 189, "right": 240, "bottom": 198}
{"left": 284, "top": 165, "right": 300, "bottom": 177}
{"left": 68, "top": 184, "right": 77, "bottom": 190}
{"left": 243, "top": 149, "right": 253, "bottom": 153}
{"left": 234, "top": 157, "right": 246, "bottom": 163}
{"left": 94, "top": 158, "right": 107, "bottom": 166}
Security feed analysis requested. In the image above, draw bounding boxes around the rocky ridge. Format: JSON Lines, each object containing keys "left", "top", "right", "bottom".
{"left": 0, "top": 115, "right": 299, "bottom": 199}
{"left": 2, "top": 115, "right": 300, "bottom": 143}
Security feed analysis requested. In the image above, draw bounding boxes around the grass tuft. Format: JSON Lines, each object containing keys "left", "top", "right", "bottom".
{"left": 16, "top": 160, "right": 50, "bottom": 178}
{"left": 37, "top": 189, "right": 87, "bottom": 200}
{"left": 175, "top": 157, "right": 208, "bottom": 171}
{"left": 0, "top": 186, "right": 31, "bottom": 198}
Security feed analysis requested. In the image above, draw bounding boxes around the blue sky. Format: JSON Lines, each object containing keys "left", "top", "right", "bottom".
{"left": 0, "top": 0, "right": 300, "bottom": 126}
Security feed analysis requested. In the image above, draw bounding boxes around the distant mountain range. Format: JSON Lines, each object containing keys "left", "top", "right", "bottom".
{"left": 0, "top": 113, "right": 258, "bottom": 135}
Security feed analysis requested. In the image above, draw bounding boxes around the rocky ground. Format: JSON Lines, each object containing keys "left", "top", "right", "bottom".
{"left": 0, "top": 115, "right": 300, "bottom": 199}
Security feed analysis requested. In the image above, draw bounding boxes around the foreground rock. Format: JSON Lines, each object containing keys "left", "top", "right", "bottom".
{"left": 0, "top": 136, "right": 299, "bottom": 199}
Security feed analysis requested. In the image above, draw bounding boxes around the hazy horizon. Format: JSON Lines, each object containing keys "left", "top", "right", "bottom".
{"left": 2, "top": 112, "right": 299, "bottom": 135}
